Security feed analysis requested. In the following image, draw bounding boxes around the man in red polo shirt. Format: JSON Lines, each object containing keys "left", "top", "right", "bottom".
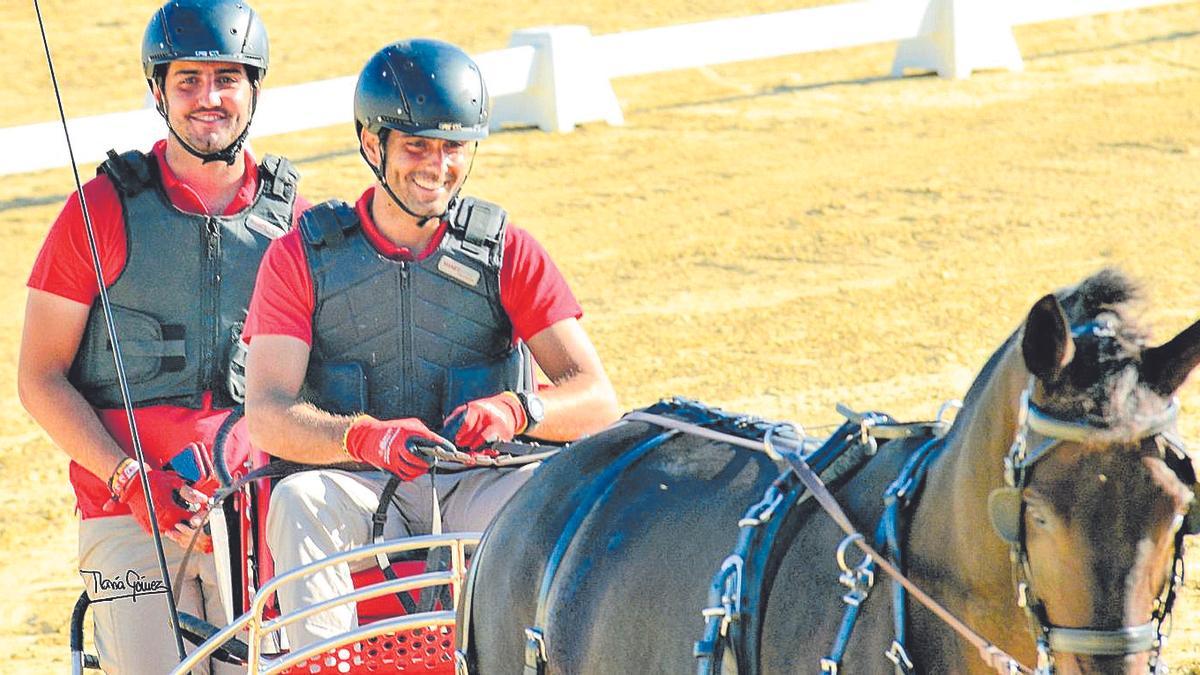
{"left": 242, "top": 38, "right": 620, "bottom": 648}
{"left": 18, "top": 1, "right": 308, "bottom": 672}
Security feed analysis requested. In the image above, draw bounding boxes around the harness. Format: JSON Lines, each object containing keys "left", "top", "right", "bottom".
{"left": 693, "top": 404, "right": 952, "bottom": 675}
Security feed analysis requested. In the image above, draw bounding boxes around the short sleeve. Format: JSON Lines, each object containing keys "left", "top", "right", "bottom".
{"left": 242, "top": 230, "right": 316, "bottom": 345}
{"left": 499, "top": 225, "right": 583, "bottom": 343}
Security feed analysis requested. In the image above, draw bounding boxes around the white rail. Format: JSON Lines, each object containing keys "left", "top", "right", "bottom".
{"left": 168, "top": 533, "right": 479, "bottom": 675}
{"left": 4, "top": 0, "right": 1192, "bottom": 176}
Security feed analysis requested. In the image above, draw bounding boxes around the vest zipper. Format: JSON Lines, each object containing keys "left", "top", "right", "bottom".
{"left": 204, "top": 217, "right": 221, "bottom": 395}
{"left": 399, "top": 261, "right": 414, "bottom": 412}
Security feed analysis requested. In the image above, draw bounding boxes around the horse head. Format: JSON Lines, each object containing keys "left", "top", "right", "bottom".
{"left": 993, "top": 270, "right": 1200, "bottom": 673}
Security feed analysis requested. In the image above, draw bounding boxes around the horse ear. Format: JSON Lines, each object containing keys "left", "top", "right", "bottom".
{"left": 1022, "top": 294, "right": 1074, "bottom": 382}
{"left": 1141, "top": 318, "right": 1200, "bottom": 396}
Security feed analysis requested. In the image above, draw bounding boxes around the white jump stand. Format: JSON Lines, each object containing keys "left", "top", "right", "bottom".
{"left": 490, "top": 25, "right": 624, "bottom": 133}
{"left": 892, "top": 0, "right": 1024, "bottom": 79}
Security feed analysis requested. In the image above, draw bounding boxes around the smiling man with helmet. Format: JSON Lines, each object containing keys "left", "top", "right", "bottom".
{"left": 18, "top": 1, "right": 308, "bottom": 672}
{"left": 241, "top": 38, "right": 619, "bottom": 648}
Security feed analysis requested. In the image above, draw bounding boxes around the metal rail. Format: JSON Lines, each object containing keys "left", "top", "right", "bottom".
{"left": 170, "top": 533, "right": 480, "bottom": 675}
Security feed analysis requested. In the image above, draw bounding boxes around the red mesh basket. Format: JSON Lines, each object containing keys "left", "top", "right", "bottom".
{"left": 275, "top": 625, "right": 455, "bottom": 674}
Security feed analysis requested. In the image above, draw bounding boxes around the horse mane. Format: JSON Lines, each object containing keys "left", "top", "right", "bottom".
{"left": 1043, "top": 268, "right": 1163, "bottom": 428}
{"left": 958, "top": 269, "right": 1161, "bottom": 429}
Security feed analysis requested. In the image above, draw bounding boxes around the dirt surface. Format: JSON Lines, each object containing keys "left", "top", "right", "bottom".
{"left": 3, "top": 1, "right": 1200, "bottom": 671}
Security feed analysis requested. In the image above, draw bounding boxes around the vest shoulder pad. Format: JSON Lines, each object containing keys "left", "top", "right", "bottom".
{"left": 447, "top": 197, "right": 508, "bottom": 259}
{"left": 258, "top": 154, "right": 300, "bottom": 204}
{"left": 97, "top": 149, "right": 156, "bottom": 197}
{"left": 300, "top": 199, "right": 359, "bottom": 248}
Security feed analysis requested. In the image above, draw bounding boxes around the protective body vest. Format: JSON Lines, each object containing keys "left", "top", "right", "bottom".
{"left": 300, "top": 197, "right": 529, "bottom": 430}
{"left": 69, "top": 149, "right": 298, "bottom": 409}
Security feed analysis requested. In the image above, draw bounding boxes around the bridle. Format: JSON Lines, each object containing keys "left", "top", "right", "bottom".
{"left": 987, "top": 364, "right": 1191, "bottom": 674}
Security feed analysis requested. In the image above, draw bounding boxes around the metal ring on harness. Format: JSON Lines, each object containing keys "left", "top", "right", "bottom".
{"left": 835, "top": 533, "right": 870, "bottom": 576}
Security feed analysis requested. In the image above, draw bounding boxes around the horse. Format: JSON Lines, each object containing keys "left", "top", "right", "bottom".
{"left": 459, "top": 269, "right": 1200, "bottom": 674}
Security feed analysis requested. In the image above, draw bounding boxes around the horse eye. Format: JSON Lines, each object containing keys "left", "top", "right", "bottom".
{"left": 1026, "top": 503, "right": 1051, "bottom": 530}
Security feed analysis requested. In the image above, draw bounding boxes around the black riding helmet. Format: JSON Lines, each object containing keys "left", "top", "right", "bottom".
{"left": 354, "top": 39, "right": 489, "bottom": 224}
{"left": 142, "top": 0, "right": 269, "bottom": 165}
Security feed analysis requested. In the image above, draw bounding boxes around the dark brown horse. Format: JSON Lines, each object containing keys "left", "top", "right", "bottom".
{"left": 460, "top": 270, "right": 1200, "bottom": 674}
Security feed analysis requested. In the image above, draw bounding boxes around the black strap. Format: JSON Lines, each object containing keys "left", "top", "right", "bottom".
{"left": 98, "top": 148, "right": 155, "bottom": 196}
{"left": 211, "top": 405, "right": 244, "bottom": 488}
{"left": 258, "top": 154, "right": 299, "bottom": 203}
{"left": 371, "top": 476, "right": 421, "bottom": 615}
{"left": 448, "top": 197, "right": 506, "bottom": 260}
{"left": 880, "top": 435, "right": 945, "bottom": 671}
{"left": 523, "top": 427, "right": 678, "bottom": 675}
{"left": 299, "top": 199, "right": 359, "bottom": 248}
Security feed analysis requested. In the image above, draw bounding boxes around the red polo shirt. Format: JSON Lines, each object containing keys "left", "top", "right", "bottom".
{"left": 27, "top": 140, "right": 311, "bottom": 518}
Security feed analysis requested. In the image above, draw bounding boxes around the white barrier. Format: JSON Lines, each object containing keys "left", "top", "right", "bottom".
{"left": 2, "top": 0, "right": 1191, "bottom": 176}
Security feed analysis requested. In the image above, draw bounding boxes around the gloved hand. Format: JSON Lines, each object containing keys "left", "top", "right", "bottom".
{"left": 104, "top": 463, "right": 195, "bottom": 537}
{"left": 442, "top": 392, "right": 527, "bottom": 451}
{"left": 343, "top": 416, "right": 445, "bottom": 481}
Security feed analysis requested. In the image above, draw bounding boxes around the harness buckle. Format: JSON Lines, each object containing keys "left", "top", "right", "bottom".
{"left": 820, "top": 657, "right": 839, "bottom": 674}
{"left": 885, "top": 640, "right": 914, "bottom": 672}
{"left": 739, "top": 485, "right": 785, "bottom": 528}
{"left": 1035, "top": 639, "right": 1052, "bottom": 675}
{"left": 835, "top": 534, "right": 874, "bottom": 607}
{"left": 715, "top": 555, "right": 744, "bottom": 634}
{"left": 1003, "top": 455, "right": 1018, "bottom": 488}
{"left": 524, "top": 627, "right": 548, "bottom": 662}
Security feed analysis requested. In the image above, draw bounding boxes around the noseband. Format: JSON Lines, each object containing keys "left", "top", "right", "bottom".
{"left": 988, "top": 373, "right": 1188, "bottom": 673}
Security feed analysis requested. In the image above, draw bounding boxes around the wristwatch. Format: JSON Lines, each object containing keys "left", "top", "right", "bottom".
{"left": 515, "top": 391, "right": 546, "bottom": 433}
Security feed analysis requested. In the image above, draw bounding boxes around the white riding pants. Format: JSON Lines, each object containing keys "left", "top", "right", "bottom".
{"left": 266, "top": 465, "right": 537, "bottom": 649}
{"left": 77, "top": 515, "right": 237, "bottom": 674}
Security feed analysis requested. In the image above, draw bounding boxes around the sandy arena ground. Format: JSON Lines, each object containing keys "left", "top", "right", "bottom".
{"left": 3, "top": 1, "right": 1200, "bottom": 671}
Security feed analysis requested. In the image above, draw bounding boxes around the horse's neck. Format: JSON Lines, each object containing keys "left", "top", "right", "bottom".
{"left": 927, "top": 345, "right": 1027, "bottom": 525}
{"left": 905, "top": 345, "right": 1031, "bottom": 652}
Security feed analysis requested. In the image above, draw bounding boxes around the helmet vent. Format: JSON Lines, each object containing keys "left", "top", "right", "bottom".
{"left": 416, "top": 95, "right": 426, "bottom": 104}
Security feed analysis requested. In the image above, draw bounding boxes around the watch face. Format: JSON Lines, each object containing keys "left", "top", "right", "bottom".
{"left": 524, "top": 393, "right": 546, "bottom": 424}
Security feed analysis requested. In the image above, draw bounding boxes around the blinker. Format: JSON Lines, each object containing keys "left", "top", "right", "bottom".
{"left": 988, "top": 487, "right": 1023, "bottom": 544}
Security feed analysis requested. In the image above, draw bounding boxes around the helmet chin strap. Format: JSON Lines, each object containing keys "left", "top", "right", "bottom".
{"left": 155, "top": 80, "right": 259, "bottom": 166}
{"left": 361, "top": 130, "right": 479, "bottom": 228}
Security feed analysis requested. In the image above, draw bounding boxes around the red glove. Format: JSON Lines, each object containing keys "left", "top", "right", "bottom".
{"left": 442, "top": 392, "right": 527, "bottom": 451}
{"left": 343, "top": 416, "right": 443, "bottom": 481}
{"left": 104, "top": 462, "right": 194, "bottom": 536}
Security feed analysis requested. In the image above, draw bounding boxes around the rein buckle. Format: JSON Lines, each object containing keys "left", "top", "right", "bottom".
{"left": 885, "top": 640, "right": 914, "bottom": 673}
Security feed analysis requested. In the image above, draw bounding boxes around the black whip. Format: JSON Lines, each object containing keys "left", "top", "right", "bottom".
{"left": 31, "top": 0, "right": 187, "bottom": 662}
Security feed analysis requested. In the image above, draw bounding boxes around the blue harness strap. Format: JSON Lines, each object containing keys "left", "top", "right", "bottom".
{"left": 816, "top": 432, "right": 943, "bottom": 675}
{"left": 695, "top": 416, "right": 885, "bottom": 675}
{"left": 523, "top": 425, "right": 679, "bottom": 675}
